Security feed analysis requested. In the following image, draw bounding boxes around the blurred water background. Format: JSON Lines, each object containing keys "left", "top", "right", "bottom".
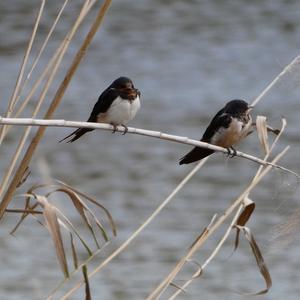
{"left": 1, "top": 0, "right": 300, "bottom": 299}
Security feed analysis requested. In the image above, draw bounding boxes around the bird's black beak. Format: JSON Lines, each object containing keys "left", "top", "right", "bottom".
{"left": 122, "top": 87, "right": 138, "bottom": 98}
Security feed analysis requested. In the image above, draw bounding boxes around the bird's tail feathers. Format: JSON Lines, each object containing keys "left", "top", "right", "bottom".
{"left": 59, "top": 128, "right": 93, "bottom": 143}
{"left": 179, "top": 147, "right": 214, "bottom": 165}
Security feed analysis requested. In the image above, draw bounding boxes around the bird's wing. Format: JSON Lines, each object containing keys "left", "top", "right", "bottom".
{"left": 88, "top": 87, "right": 120, "bottom": 122}
{"left": 201, "top": 111, "right": 232, "bottom": 142}
{"left": 59, "top": 87, "right": 119, "bottom": 143}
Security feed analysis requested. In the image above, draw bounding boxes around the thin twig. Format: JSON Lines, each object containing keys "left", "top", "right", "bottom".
{"left": 5, "top": 209, "right": 43, "bottom": 214}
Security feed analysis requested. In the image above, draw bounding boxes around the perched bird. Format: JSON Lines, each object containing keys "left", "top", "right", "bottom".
{"left": 60, "top": 76, "right": 141, "bottom": 143}
{"left": 179, "top": 99, "right": 253, "bottom": 164}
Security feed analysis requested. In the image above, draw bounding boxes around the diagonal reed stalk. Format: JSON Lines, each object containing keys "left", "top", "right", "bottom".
{"left": 0, "top": 0, "right": 45, "bottom": 144}
{"left": 0, "top": 0, "right": 113, "bottom": 219}
{"left": 148, "top": 146, "right": 288, "bottom": 300}
{"left": 2, "top": 0, "right": 70, "bottom": 139}
{"left": 0, "top": 0, "right": 95, "bottom": 208}
{"left": 154, "top": 119, "right": 286, "bottom": 300}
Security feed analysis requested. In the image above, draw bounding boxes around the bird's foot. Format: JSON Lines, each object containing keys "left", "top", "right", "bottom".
{"left": 226, "top": 146, "right": 237, "bottom": 158}
{"left": 111, "top": 124, "right": 118, "bottom": 133}
{"left": 121, "top": 124, "right": 128, "bottom": 135}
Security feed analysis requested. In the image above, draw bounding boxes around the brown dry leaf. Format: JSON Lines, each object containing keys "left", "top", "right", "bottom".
{"left": 82, "top": 265, "right": 92, "bottom": 300}
{"left": 11, "top": 183, "right": 57, "bottom": 234}
{"left": 233, "top": 197, "right": 255, "bottom": 252}
{"left": 10, "top": 187, "right": 42, "bottom": 235}
{"left": 48, "top": 187, "right": 107, "bottom": 244}
{"left": 256, "top": 116, "right": 270, "bottom": 155}
{"left": 16, "top": 166, "right": 31, "bottom": 188}
{"left": 70, "top": 233, "right": 78, "bottom": 270}
{"left": 57, "top": 180, "right": 117, "bottom": 236}
{"left": 235, "top": 225, "right": 272, "bottom": 295}
{"left": 35, "top": 195, "right": 69, "bottom": 278}
{"left": 49, "top": 188, "right": 93, "bottom": 230}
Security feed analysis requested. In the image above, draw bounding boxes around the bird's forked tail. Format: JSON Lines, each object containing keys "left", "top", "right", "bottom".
{"left": 179, "top": 147, "right": 214, "bottom": 165}
{"left": 59, "top": 127, "right": 93, "bottom": 143}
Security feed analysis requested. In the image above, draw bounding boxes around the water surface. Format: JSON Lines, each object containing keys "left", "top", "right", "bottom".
{"left": 1, "top": 1, "right": 300, "bottom": 299}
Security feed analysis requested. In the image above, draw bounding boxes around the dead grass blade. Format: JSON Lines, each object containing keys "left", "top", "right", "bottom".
{"left": 56, "top": 180, "right": 117, "bottom": 237}
{"left": 16, "top": 167, "right": 31, "bottom": 188}
{"left": 235, "top": 225, "right": 272, "bottom": 295}
{"left": 256, "top": 116, "right": 270, "bottom": 155}
{"left": 52, "top": 203, "right": 93, "bottom": 256}
{"left": 82, "top": 265, "right": 92, "bottom": 300}
{"left": 9, "top": 184, "right": 52, "bottom": 234}
{"left": 233, "top": 197, "right": 255, "bottom": 252}
{"left": 47, "top": 187, "right": 107, "bottom": 246}
{"left": 20, "top": 192, "right": 85, "bottom": 276}
{"left": 11, "top": 181, "right": 115, "bottom": 259}
{"left": 35, "top": 194, "right": 69, "bottom": 278}
{"left": 10, "top": 189, "right": 40, "bottom": 235}
{"left": 70, "top": 233, "right": 78, "bottom": 270}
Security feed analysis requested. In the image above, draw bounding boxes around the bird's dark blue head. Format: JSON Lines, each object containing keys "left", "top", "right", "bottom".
{"left": 109, "top": 76, "right": 140, "bottom": 100}
{"left": 110, "top": 76, "right": 134, "bottom": 89}
{"left": 224, "top": 99, "right": 251, "bottom": 115}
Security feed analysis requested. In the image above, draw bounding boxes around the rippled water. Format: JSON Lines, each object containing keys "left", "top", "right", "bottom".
{"left": 1, "top": 1, "right": 300, "bottom": 299}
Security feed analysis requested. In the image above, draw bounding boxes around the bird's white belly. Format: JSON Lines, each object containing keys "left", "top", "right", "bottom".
{"left": 97, "top": 96, "right": 140, "bottom": 125}
{"left": 211, "top": 117, "right": 252, "bottom": 148}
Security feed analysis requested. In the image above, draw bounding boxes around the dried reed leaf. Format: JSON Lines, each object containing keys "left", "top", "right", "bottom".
{"left": 235, "top": 225, "right": 272, "bottom": 295}
{"left": 10, "top": 184, "right": 50, "bottom": 234}
{"left": 23, "top": 182, "right": 113, "bottom": 242}
{"left": 70, "top": 233, "right": 78, "bottom": 269}
{"left": 35, "top": 195, "right": 69, "bottom": 278}
{"left": 54, "top": 206, "right": 93, "bottom": 256}
{"left": 16, "top": 167, "right": 31, "bottom": 188}
{"left": 48, "top": 187, "right": 107, "bottom": 244}
{"left": 233, "top": 197, "right": 255, "bottom": 252}
{"left": 56, "top": 180, "right": 117, "bottom": 236}
{"left": 256, "top": 116, "right": 270, "bottom": 154}
{"left": 10, "top": 198, "right": 39, "bottom": 235}
{"left": 82, "top": 265, "right": 92, "bottom": 300}
{"left": 14, "top": 183, "right": 106, "bottom": 260}
{"left": 50, "top": 188, "right": 93, "bottom": 230}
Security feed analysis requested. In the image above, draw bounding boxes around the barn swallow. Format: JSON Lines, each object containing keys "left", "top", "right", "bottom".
{"left": 179, "top": 99, "right": 253, "bottom": 164}
{"left": 60, "top": 76, "right": 141, "bottom": 143}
